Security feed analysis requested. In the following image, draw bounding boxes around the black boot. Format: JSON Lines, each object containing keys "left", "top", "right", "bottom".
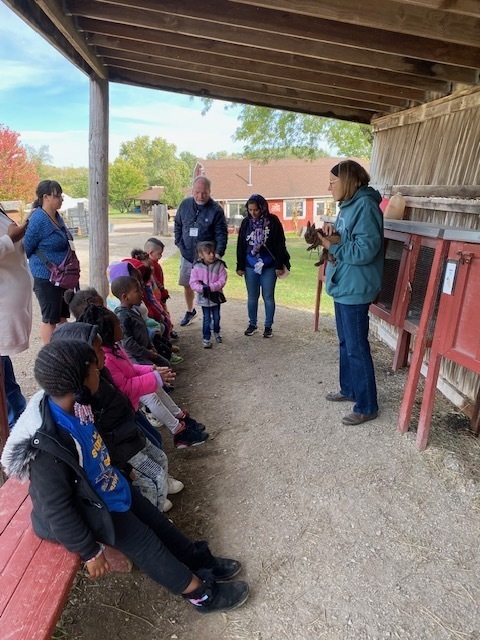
{"left": 191, "top": 540, "right": 241, "bottom": 580}
{"left": 183, "top": 578, "right": 249, "bottom": 614}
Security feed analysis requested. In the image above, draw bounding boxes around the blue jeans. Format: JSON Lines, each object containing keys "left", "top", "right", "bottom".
{"left": 244, "top": 266, "right": 277, "bottom": 328}
{"left": 135, "top": 410, "right": 163, "bottom": 449}
{"left": 202, "top": 305, "right": 220, "bottom": 341}
{"left": 1, "top": 356, "right": 27, "bottom": 429}
{"left": 334, "top": 302, "right": 378, "bottom": 415}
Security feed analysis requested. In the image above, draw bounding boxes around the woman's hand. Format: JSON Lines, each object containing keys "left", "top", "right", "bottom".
{"left": 275, "top": 269, "right": 284, "bottom": 277}
{"left": 85, "top": 552, "right": 110, "bottom": 579}
{"left": 322, "top": 222, "right": 335, "bottom": 237}
{"left": 7, "top": 221, "right": 28, "bottom": 243}
{"left": 236, "top": 270, "right": 245, "bottom": 277}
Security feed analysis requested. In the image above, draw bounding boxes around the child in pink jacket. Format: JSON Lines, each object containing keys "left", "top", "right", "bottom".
{"left": 78, "top": 305, "right": 209, "bottom": 450}
{"left": 189, "top": 241, "right": 228, "bottom": 349}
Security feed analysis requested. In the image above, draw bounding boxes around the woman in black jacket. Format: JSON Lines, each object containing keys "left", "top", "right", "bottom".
{"left": 1, "top": 340, "right": 249, "bottom": 614}
{"left": 236, "top": 194, "right": 290, "bottom": 338}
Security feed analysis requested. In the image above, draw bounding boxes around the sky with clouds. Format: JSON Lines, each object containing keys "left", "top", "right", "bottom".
{"left": 0, "top": 3, "right": 245, "bottom": 167}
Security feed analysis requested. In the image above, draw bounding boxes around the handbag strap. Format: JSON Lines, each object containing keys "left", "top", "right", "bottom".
{"left": 35, "top": 222, "right": 76, "bottom": 266}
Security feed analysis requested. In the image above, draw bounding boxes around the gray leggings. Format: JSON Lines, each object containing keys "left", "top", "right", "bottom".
{"left": 129, "top": 440, "right": 168, "bottom": 510}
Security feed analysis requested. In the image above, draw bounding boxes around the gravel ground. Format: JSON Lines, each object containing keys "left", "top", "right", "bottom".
{"left": 9, "top": 221, "right": 480, "bottom": 640}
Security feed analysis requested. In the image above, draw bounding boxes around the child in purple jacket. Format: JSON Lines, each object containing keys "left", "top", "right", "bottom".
{"left": 189, "top": 241, "right": 228, "bottom": 349}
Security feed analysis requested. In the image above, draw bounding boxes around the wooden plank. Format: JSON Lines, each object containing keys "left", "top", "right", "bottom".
{"left": 102, "top": 55, "right": 406, "bottom": 111}
{"left": 398, "top": 0, "right": 480, "bottom": 18}
{"left": 81, "top": 18, "right": 450, "bottom": 93}
{"left": 0, "top": 540, "right": 80, "bottom": 640}
{"left": 68, "top": 0, "right": 478, "bottom": 83}
{"left": 93, "top": 36, "right": 417, "bottom": 105}
{"left": 110, "top": 68, "right": 375, "bottom": 122}
{"left": 228, "top": 0, "right": 480, "bottom": 48}
{"left": 89, "top": 77, "right": 110, "bottom": 301}
{"left": 391, "top": 186, "right": 480, "bottom": 198}
{"left": 0, "top": 481, "right": 29, "bottom": 535}
{"left": 372, "top": 86, "right": 480, "bottom": 130}
{"left": 35, "top": 0, "right": 107, "bottom": 78}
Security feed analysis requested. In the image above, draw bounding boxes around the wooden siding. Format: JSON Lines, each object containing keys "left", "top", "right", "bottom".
{"left": 369, "top": 86, "right": 480, "bottom": 413}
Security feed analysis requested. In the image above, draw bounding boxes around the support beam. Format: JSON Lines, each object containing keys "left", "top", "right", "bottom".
{"left": 89, "top": 76, "right": 109, "bottom": 300}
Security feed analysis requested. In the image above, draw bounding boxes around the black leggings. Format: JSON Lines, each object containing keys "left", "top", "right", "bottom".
{"left": 108, "top": 486, "right": 200, "bottom": 594}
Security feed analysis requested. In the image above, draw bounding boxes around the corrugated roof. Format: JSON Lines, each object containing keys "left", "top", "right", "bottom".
{"left": 196, "top": 157, "right": 369, "bottom": 201}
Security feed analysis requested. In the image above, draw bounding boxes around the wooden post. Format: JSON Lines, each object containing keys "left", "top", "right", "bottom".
{"left": 89, "top": 76, "right": 109, "bottom": 300}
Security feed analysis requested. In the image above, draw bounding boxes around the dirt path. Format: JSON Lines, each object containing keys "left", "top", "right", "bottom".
{"left": 10, "top": 222, "right": 480, "bottom": 640}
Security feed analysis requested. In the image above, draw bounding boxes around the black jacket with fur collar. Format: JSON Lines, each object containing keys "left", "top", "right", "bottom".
{"left": 1, "top": 392, "right": 116, "bottom": 560}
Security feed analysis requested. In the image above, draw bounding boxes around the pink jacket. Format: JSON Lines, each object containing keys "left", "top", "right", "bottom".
{"left": 103, "top": 345, "right": 158, "bottom": 410}
{"left": 190, "top": 258, "right": 227, "bottom": 306}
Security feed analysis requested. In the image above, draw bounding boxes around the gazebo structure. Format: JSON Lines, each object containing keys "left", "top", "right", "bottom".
{"left": 1, "top": 1, "right": 480, "bottom": 443}
{"left": 3, "top": 0, "right": 478, "bottom": 296}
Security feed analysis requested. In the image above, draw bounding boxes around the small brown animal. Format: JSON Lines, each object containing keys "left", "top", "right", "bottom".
{"left": 304, "top": 221, "right": 341, "bottom": 266}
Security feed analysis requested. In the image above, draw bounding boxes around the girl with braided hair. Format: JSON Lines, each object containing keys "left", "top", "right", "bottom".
{"left": 78, "top": 303, "right": 209, "bottom": 449}
{"left": 1, "top": 340, "right": 249, "bottom": 614}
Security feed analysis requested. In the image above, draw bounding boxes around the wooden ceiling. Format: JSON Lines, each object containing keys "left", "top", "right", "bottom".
{"left": 5, "top": 0, "right": 480, "bottom": 123}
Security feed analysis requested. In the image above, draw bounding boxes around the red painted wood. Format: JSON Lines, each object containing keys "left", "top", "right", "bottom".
{"left": 397, "top": 239, "right": 449, "bottom": 434}
{"left": 0, "top": 481, "right": 29, "bottom": 535}
{"left": 414, "top": 241, "right": 480, "bottom": 449}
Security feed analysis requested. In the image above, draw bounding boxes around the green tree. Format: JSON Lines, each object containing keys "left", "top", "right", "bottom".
{"left": 233, "top": 106, "right": 372, "bottom": 160}
{"left": 25, "top": 144, "right": 53, "bottom": 176}
{"left": 41, "top": 166, "right": 89, "bottom": 198}
{"left": 108, "top": 158, "right": 146, "bottom": 213}
{"left": 119, "top": 136, "right": 187, "bottom": 206}
{"left": 206, "top": 150, "right": 244, "bottom": 160}
{"left": 179, "top": 151, "right": 198, "bottom": 183}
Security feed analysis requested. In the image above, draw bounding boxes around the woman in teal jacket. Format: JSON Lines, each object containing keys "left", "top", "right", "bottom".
{"left": 319, "top": 160, "right": 383, "bottom": 426}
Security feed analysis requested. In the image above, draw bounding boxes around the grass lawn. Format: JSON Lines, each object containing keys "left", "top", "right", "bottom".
{"left": 161, "top": 235, "right": 335, "bottom": 316}
{"left": 108, "top": 209, "right": 151, "bottom": 224}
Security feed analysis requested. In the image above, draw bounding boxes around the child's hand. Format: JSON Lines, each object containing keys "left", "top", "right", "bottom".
{"left": 154, "top": 366, "right": 176, "bottom": 385}
{"left": 149, "top": 349, "right": 158, "bottom": 359}
{"left": 202, "top": 284, "right": 211, "bottom": 298}
{"left": 85, "top": 552, "right": 110, "bottom": 579}
{"left": 236, "top": 270, "right": 245, "bottom": 277}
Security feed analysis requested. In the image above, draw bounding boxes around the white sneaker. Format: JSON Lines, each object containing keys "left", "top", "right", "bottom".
{"left": 163, "top": 498, "right": 173, "bottom": 512}
{"left": 167, "top": 475, "right": 185, "bottom": 495}
{"left": 146, "top": 414, "right": 162, "bottom": 428}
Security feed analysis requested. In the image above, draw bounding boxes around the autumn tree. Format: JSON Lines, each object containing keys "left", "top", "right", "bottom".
{"left": 0, "top": 125, "right": 39, "bottom": 202}
{"left": 119, "top": 136, "right": 190, "bottom": 206}
{"left": 109, "top": 158, "right": 146, "bottom": 213}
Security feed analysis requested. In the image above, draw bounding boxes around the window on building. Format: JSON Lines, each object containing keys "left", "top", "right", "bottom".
{"left": 284, "top": 199, "right": 305, "bottom": 219}
{"left": 227, "top": 201, "right": 246, "bottom": 225}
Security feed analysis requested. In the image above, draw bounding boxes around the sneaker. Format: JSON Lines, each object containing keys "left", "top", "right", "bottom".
{"left": 163, "top": 498, "right": 173, "bottom": 513}
{"left": 179, "top": 412, "right": 207, "bottom": 433}
{"left": 174, "top": 427, "right": 209, "bottom": 449}
{"left": 210, "top": 557, "right": 242, "bottom": 581}
{"left": 187, "top": 579, "right": 249, "bottom": 614}
{"left": 202, "top": 339, "right": 212, "bottom": 349}
{"left": 170, "top": 331, "right": 179, "bottom": 341}
{"left": 146, "top": 414, "right": 162, "bottom": 428}
{"left": 171, "top": 344, "right": 181, "bottom": 353}
{"left": 170, "top": 354, "right": 184, "bottom": 364}
{"left": 263, "top": 326, "right": 273, "bottom": 338}
{"left": 244, "top": 324, "right": 257, "bottom": 336}
{"left": 215, "top": 333, "right": 222, "bottom": 343}
{"left": 167, "top": 475, "right": 185, "bottom": 495}
{"left": 179, "top": 309, "right": 197, "bottom": 326}
{"left": 171, "top": 420, "right": 186, "bottom": 435}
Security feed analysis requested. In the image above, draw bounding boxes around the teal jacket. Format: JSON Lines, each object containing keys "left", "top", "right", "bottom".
{"left": 326, "top": 186, "right": 384, "bottom": 305}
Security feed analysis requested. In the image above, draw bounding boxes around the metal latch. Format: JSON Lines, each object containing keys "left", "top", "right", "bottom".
{"left": 456, "top": 251, "right": 474, "bottom": 264}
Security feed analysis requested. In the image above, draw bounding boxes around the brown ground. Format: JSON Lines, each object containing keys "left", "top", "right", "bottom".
{"left": 10, "top": 222, "right": 480, "bottom": 640}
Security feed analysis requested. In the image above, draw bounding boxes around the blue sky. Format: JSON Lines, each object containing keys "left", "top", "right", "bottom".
{"left": 0, "top": 3, "right": 245, "bottom": 167}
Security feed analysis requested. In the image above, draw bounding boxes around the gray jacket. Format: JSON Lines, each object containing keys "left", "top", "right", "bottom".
{"left": 174, "top": 197, "right": 228, "bottom": 264}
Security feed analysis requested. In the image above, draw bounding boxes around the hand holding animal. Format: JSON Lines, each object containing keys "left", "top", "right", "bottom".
{"left": 304, "top": 221, "right": 341, "bottom": 266}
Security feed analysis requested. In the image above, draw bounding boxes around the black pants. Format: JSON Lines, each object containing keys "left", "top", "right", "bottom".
{"left": 108, "top": 486, "right": 203, "bottom": 594}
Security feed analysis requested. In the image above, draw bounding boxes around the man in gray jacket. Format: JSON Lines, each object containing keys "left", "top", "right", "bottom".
{"left": 174, "top": 176, "right": 228, "bottom": 326}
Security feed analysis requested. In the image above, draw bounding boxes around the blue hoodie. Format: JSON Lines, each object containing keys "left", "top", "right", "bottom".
{"left": 326, "top": 186, "right": 384, "bottom": 305}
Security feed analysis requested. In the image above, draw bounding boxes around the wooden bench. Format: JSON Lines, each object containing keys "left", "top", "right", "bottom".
{"left": 0, "top": 477, "right": 131, "bottom": 640}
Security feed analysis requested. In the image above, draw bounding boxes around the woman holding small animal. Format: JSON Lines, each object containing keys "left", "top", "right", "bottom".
{"left": 236, "top": 194, "right": 290, "bottom": 338}
{"left": 319, "top": 160, "right": 383, "bottom": 426}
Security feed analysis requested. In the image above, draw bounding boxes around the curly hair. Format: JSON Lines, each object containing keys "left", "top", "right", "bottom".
{"left": 77, "top": 304, "right": 118, "bottom": 350}
{"left": 34, "top": 340, "right": 97, "bottom": 403}
{"left": 64, "top": 288, "right": 103, "bottom": 319}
